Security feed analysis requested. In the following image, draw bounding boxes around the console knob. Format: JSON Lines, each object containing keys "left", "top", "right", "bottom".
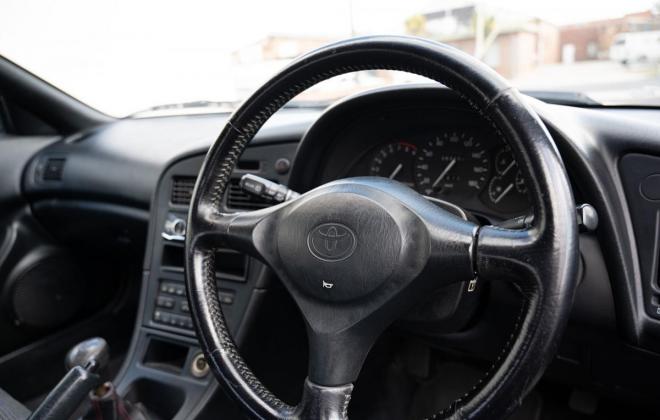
{"left": 164, "top": 217, "right": 187, "bottom": 239}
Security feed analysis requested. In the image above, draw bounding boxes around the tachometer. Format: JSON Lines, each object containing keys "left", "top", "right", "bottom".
{"left": 369, "top": 141, "right": 417, "bottom": 188}
{"left": 414, "top": 131, "right": 490, "bottom": 198}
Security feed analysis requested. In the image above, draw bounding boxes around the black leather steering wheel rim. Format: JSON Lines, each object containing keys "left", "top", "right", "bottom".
{"left": 185, "top": 36, "right": 579, "bottom": 419}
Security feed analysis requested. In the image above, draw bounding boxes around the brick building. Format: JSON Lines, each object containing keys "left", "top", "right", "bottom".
{"left": 559, "top": 11, "right": 659, "bottom": 62}
{"left": 409, "top": 4, "right": 560, "bottom": 79}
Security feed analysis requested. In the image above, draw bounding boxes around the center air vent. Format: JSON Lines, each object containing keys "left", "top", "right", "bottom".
{"left": 170, "top": 176, "right": 274, "bottom": 210}
{"left": 171, "top": 176, "right": 196, "bottom": 206}
{"left": 226, "top": 179, "right": 274, "bottom": 210}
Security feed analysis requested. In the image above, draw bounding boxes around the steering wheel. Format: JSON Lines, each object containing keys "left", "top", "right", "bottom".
{"left": 185, "top": 36, "right": 578, "bottom": 419}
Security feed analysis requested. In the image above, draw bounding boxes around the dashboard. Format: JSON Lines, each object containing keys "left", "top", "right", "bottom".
{"left": 12, "top": 85, "right": 660, "bottom": 411}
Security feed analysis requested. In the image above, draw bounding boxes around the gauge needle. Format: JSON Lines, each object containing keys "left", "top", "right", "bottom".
{"left": 389, "top": 163, "right": 403, "bottom": 180}
{"left": 494, "top": 183, "right": 515, "bottom": 203}
{"left": 501, "top": 160, "right": 516, "bottom": 176}
{"left": 432, "top": 159, "right": 456, "bottom": 188}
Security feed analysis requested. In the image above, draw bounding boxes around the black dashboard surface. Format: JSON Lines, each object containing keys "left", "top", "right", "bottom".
{"left": 21, "top": 109, "right": 320, "bottom": 209}
{"left": 17, "top": 86, "right": 660, "bottom": 386}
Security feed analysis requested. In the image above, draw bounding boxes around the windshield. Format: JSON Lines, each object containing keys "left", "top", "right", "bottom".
{"left": 2, "top": 0, "right": 660, "bottom": 117}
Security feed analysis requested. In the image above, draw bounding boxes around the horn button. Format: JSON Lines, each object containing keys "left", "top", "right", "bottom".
{"left": 276, "top": 182, "right": 430, "bottom": 302}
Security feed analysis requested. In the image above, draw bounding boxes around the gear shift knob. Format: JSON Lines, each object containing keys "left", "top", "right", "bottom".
{"left": 29, "top": 338, "right": 110, "bottom": 420}
{"left": 65, "top": 337, "right": 110, "bottom": 373}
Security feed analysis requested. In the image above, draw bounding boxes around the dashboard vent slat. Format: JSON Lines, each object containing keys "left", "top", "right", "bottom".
{"left": 226, "top": 179, "right": 274, "bottom": 210}
{"left": 170, "top": 176, "right": 274, "bottom": 210}
{"left": 171, "top": 176, "right": 196, "bottom": 206}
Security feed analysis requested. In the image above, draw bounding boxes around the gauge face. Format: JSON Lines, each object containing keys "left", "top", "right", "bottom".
{"left": 369, "top": 141, "right": 417, "bottom": 188}
{"left": 488, "top": 176, "right": 516, "bottom": 204}
{"left": 515, "top": 170, "right": 527, "bottom": 194}
{"left": 495, "top": 147, "right": 516, "bottom": 174}
{"left": 414, "top": 131, "right": 490, "bottom": 198}
{"left": 486, "top": 146, "right": 530, "bottom": 212}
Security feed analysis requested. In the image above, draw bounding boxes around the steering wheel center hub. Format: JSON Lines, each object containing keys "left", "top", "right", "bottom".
{"left": 276, "top": 179, "right": 428, "bottom": 302}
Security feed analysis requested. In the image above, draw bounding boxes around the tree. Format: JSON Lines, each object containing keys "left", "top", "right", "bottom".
{"left": 472, "top": 9, "right": 499, "bottom": 60}
{"left": 405, "top": 14, "right": 427, "bottom": 36}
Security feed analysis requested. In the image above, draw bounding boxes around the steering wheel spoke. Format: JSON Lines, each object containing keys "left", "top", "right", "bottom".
{"left": 288, "top": 282, "right": 402, "bottom": 386}
{"left": 188, "top": 202, "right": 288, "bottom": 263}
{"left": 422, "top": 206, "right": 480, "bottom": 289}
{"left": 476, "top": 224, "right": 543, "bottom": 287}
{"left": 290, "top": 302, "right": 389, "bottom": 418}
{"left": 296, "top": 380, "right": 354, "bottom": 420}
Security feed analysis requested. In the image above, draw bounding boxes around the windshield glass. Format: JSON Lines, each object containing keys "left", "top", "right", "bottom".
{"left": 2, "top": 0, "right": 660, "bottom": 117}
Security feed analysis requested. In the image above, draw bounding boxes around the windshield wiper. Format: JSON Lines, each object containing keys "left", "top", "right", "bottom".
{"left": 523, "top": 90, "right": 601, "bottom": 106}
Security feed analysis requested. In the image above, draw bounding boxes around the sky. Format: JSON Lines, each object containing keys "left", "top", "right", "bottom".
{"left": 0, "top": 0, "right": 657, "bottom": 116}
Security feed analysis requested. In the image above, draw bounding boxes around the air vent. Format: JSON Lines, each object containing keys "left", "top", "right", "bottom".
{"left": 170, "top": 176, "right": 274, "bottom": 210}
{"left": 226, "top": 179, "right": 274, "bottom": 210}
{"left": 171, "top": 176, "right": 196, "bottom": 206}
{"left": 42, "top": 158, "right": 66, "bottom": 181}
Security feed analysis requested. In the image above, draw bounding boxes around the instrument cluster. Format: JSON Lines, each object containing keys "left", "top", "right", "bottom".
{"left": 353, "top": 129, "right": 531, "bottom": 216}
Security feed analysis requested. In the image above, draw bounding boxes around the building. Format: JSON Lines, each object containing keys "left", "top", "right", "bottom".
{"left": 406, "top": 4, "right": 560, "bottom": 79}
{"left": 559, "top": 11, "right": 660, "bottom": 62}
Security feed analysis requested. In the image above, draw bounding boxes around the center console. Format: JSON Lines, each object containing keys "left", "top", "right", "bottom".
{"left": 112, "top": 141, "right": 298, "bottom": 419}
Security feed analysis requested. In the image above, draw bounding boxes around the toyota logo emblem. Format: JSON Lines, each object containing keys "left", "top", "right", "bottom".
{"left": 307, "top": 223, "right": 357, "bottom": 262}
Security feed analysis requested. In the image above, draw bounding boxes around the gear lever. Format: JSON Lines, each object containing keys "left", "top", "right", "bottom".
{"left": 65, "top": 337, "right": 110, "bottom": 373}
{"left": 28, "top": 338, "right": 109, "bottom": 420}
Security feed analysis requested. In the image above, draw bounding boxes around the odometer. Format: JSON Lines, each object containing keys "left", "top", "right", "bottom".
{"left": 414, "top": 130, "right": 490, "bottom": 198}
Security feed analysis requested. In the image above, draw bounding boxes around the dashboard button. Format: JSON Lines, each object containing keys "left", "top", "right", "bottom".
{"left": 274, "top": 158, "right": 291, "bottom": 174}
{"left": 219, "top": 292, "right": 234, "bottom": 305}
{"left": 154, "top": 310, "right": 172, "bottom": 325}
{"left": 161, "top": 283, "right": 178, "bottom": 295}
{"left": 156, "top": 296, "right": 175, "bottom": 309}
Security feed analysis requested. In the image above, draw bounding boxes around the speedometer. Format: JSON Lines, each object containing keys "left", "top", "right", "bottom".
{"left": 414, "top": 131, "right": 490, "bottom": 198}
